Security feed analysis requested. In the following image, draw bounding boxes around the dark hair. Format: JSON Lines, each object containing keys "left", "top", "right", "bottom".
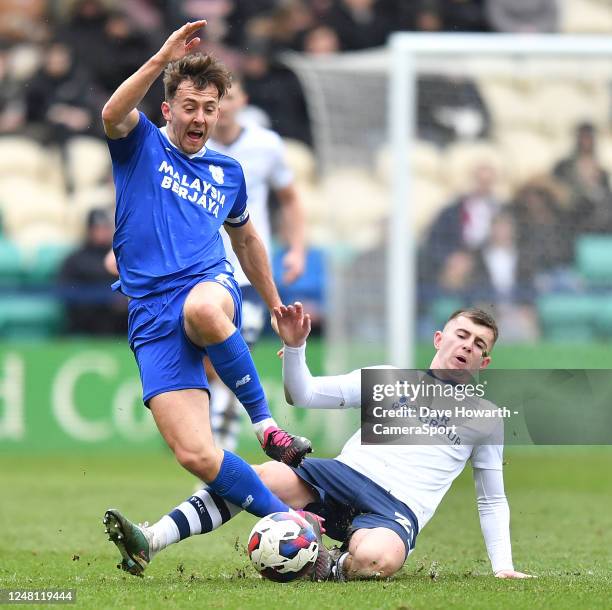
{"left": 446, "top": 307, "right": 498, "bottom": 348}
{"left": 163, "top": 53, "right": 232, "bottom": 101}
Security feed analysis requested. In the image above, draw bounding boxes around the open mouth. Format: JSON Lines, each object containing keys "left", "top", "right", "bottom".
{"left": 455, "top": 355, "right": 467, "bottom": 365}
{"left": 187, "top": 130, "right": 203, "bottom": 143}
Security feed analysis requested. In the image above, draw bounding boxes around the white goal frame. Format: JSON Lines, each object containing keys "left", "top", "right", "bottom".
{"left": 388, "top": 32, "right": 612, "bottom": 367}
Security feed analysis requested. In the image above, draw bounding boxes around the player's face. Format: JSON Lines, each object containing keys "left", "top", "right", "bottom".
{"left": 216, "top": 81, "right": 247, "bottom": 129}
{"left": 432, "top": 316, "right": 494, "bottom": 372}
{"left": 161, "top": 81, "right": 220, "bottom": 154}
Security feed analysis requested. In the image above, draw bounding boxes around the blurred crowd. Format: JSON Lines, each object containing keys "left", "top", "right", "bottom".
{"left": 2, "top": 0, "right": 612, "bottom": 342}
{"left": 0, "top": 0, "right": 563, "bottom": 147}
{"left": 418, "top": 121, "right": 612, "bottom": 340}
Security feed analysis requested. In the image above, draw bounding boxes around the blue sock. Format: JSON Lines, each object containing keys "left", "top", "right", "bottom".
{"left": 207, "top": 451, "right": 289, "bottom": 517}
{"left": 206, "top": 329, "right": 270, "bottom": 424}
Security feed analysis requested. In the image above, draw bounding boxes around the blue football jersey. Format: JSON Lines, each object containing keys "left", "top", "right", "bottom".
{"left": 107, "top": 112, "right": 249, "bottom": 298}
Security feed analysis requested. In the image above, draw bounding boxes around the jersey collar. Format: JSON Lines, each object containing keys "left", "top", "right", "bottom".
{"left": 160, "top": 125, "right": 207, "bottom": 159}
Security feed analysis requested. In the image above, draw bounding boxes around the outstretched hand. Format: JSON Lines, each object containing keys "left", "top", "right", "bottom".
{"left": 273, "top": 302, "right": 311, "bottom": 349}
{"left": 495, "top": 569, "right": 535, "bottom": 579}
{"left": 156, "top": 20, "right": 207, "bottom": 63}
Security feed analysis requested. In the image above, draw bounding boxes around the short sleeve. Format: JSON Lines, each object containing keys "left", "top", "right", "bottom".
{"left": 471, "top": 443, "right": 503, "bottom": 470}
{"left": 224, "top": 167, "right": 249, "bottom": 228}
{"left": 106, "top": 112, "right": 152, "bottom": 165}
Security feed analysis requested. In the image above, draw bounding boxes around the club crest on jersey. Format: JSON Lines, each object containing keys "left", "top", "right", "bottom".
{"left": 209, "top": 164, "right": 224, "bottom": 184}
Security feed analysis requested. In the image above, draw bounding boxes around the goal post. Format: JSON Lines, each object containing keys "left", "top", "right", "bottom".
{"left": 284, "top": 34, "right": 612, "bottom": 374}
{"left": 388, "top": 33, "right": 612, "bottom": 368}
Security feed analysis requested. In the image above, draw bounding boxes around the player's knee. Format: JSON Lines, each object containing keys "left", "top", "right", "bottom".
{"left": 184, "top": 300, "right": 226, "bottom": 334}
{"left": 350, "top": 546, "right": 402, "bottom": 578}
{"left": 174, "top": 444, "right": 223, "bottom": 481}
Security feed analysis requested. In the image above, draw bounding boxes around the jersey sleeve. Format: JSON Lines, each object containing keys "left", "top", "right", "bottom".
{"left": 269, "top": 134, "right": 294, "bottom": 190}
{"left": 471, "top": 442, "right": 504, "bottom": 470}
{"left": 105, "top": 112, "right": 152, "bottom": 165}
{"left": 473, "top": 467, "right": 513, "bottom": 573}
{"left": 224, "top": 166, "right": 249, "bottom": 228}
{"left": 282, "top": 343, "right": 362, "bottom": 409}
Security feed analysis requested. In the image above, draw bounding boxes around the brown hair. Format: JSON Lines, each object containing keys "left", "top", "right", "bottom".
{"left": 163, "top": 53, "right": 232, "bottom": 101}
{"left": 446, "top": 307, "right": 499, "bottom": 349}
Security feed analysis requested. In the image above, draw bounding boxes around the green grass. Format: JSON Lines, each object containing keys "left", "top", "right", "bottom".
{"left": 1, "top": 449, "right": 611, "bottom": 610}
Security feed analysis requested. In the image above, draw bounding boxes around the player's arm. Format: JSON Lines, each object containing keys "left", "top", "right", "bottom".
{"left": 101, "top": 20, "right": 206, "bottom": 139}
{"left": 225, "top": 218, "right": 282, "bottom": 312}
{"left": 274, "top": 302, "right": 361, "bottom": 409}
{"left": 104, "top": 249, "right": 119, "bottom": 277}
{"left": 275, "top": 184, "right": 306, "bottom": 285}
{"left": 473, "top": 467, "right": 534, "bottom": 579}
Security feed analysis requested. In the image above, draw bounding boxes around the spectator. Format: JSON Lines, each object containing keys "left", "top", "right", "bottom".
{"left": 0, "top": 0, "right": 48, "bottom": 42}
{"left": 397, "top": 0, "right": 487, "bottom": 32}
{"left": 512, "top": 175, "right": 576, "bottom": 292}
{"left": 237, "top": 1, "right": 314, "bottom": 52}
{"left": 58, "top": 209, "right": 127, "bottom": 336}
{"left": 58, "top": 0, "right": 109, "bottom": 70}
{"left": 420, "top": 163, "right": 502, "bottom": 286}
{"left": 417, "top": 75, "right": 491, "bottom": 147}
{"left": 95, "top": 12, "right": 154, "bottom": 94}
{"left": 324, "top": 0, "right": 392, "bottom": 51}
{"left": 473, "top": 210, "right": 540, "bottom": 341}
{"left": 443, "top": 0, "right": 488, "bottom": 32}
{"left": 553, "top": 122, "right": 612, "bottom": 236}
{"left": 96, "top": 11, "right": 162, "bottom": 123}
{"left": 475, "top": 210, "right": 534, "bottom": 302}
{"left": 242, "top": 39, "right": 311, "bottom": 144}
{"left": 302, "top": 24, "right": 340, "bottom": 55}
{"left": 0, "top": 45, "right": 25, "bottom": 134}
{"left": 485, "top": 0, "right": 558, "bottom": 33}
{"left": 224, "top": 0, "right": 278, "bottom": 49}
{"left": 24, "top": 41, "right": 102, "bottom": 145}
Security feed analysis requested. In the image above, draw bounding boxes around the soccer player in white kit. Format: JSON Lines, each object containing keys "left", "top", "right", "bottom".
{"left": 106, "top": 303, "right": 532, "bottom": 581}
{"left": 205, "top": 76, "right": 306, "bottom": 451}
{"left": 256, "top": 302, "right": 533, "bottom": 581}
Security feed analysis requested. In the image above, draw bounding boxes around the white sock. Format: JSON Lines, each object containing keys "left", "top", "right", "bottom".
{"left": 147, "top": 515, "right": 180, "bottom": 557}
{"left": 252, "top": 417, "right": 277, "bottom": 443}
{"left": 209, "top": 379, "right": 233, "bottom": 421}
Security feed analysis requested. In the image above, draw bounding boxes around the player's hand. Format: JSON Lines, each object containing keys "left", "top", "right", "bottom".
{"left": 156, "top": 20, "right": 207, "bottom": 63}
{"left": 495, "top": 569, "right": 535, "bottom": 579}
{"left": 281, "top": 248, "right": 306, "bottom": 285}
{"left": 273, "top": 302, "right": 311, "bottom": 348}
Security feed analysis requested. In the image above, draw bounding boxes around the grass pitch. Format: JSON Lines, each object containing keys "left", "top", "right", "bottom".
{"left": 1, "top": 448, "right": 610, "bottom": 610}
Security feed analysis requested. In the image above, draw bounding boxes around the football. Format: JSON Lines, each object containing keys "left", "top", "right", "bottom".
{"left": 247, "top": 512, "right": 319, "bottom": 583}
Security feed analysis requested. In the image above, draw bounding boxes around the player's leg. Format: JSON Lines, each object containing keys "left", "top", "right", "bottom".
{"left": 183, "top": 279, "right": 311, "bottom": 465}
{"left": 254, "top": 461, "right": 318, "bottom": 508}
{"left": 334, "top": 527, "right": 406, "bottom": 580}
{"left": 103, "top": 483, "right": 242, "bottom": 575}
{"left": 206, "top": 288, "right": 266, "bottom": 452}
{"left": 205, "top": 356, "right": 240, "bottom": 451}
{"left": 104, "top": 461, "right": 318, "bottom": 576}
{"left": 150, "top": 389, "right": 289, "bottom": 516}
{"left": 104, "top": 390, "right": 291, "bottom": 576}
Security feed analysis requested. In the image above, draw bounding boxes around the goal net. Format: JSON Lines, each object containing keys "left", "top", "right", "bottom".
{"left": 284, "top": 34, "right": 612, "bottom": 373}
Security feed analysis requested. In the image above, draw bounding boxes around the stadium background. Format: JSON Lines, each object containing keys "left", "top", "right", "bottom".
{"left": 0, "top": 3, "right": 611, "bottom": 608}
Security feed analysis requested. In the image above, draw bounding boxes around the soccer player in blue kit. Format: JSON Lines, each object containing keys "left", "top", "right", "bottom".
{"left": 100, "top": 20, "right": 314, "bottom": 571}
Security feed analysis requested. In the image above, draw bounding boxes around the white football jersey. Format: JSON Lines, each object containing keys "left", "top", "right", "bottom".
{"left": 208, "top": 125, "right": 293, "bottom": 286}
{"left": 331, "top": 368, "right": 504, "bottom": 530}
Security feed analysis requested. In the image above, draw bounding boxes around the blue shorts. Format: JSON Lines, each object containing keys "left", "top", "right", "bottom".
{"left": 292, "top": 458, "right": 419, "bottom": 557}
{"left": 127, "top": 270, "right": 243, "bottom": 406}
